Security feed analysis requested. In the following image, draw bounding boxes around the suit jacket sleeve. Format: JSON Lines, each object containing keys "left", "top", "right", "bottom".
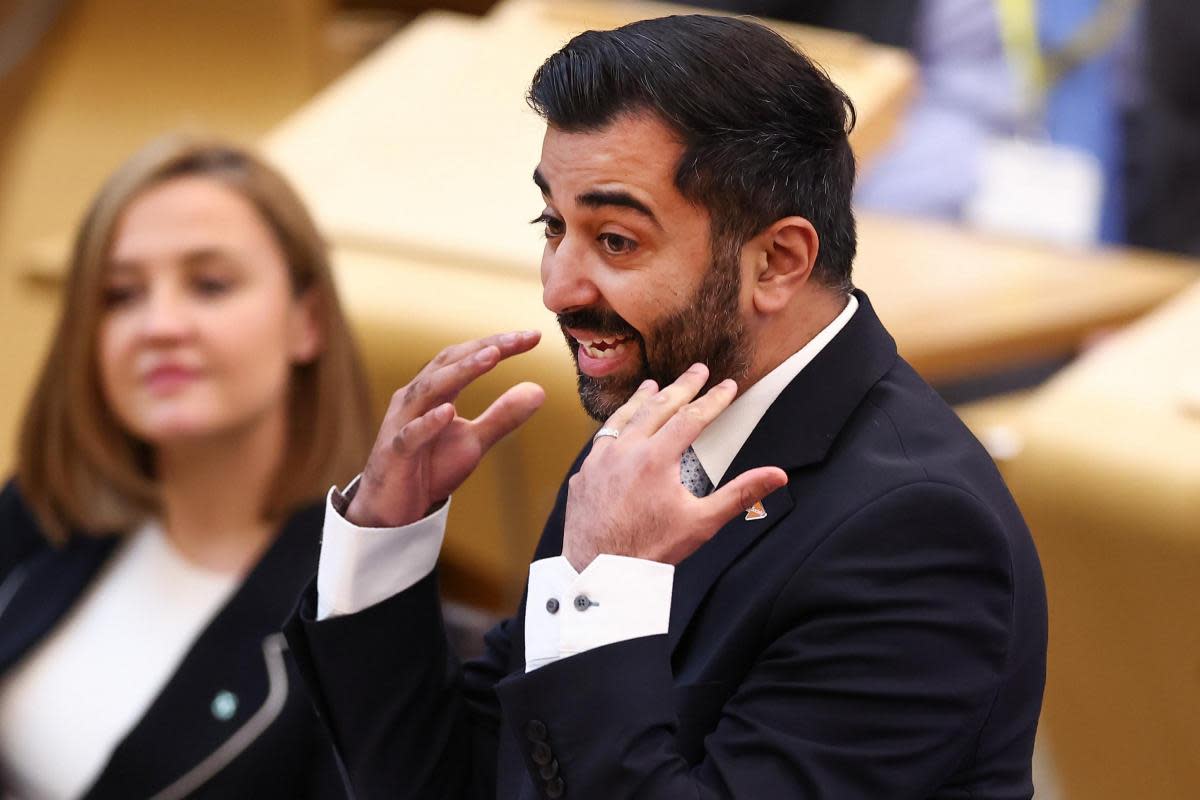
{"left": 284, "top": 567, "right": 513, "bottom": 800}
{"left": 494, "top": 481, "right": 1021, "bottom": 799}
{"left": 282, "top": 449, "right": 585, "bottom": 800}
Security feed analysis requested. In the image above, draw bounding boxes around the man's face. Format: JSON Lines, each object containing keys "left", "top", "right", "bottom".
{"left": 535, "top": 114, "right": 750, "bottom": 420}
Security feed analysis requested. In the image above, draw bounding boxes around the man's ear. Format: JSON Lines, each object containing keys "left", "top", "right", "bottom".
{"left": 747, "top": 216, "right": 819, "bottom": 315}
{"left": 288, "top": 288, "right": 324, "bottom": 365}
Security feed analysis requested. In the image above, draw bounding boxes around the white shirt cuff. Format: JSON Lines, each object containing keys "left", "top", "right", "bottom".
{"left": 523, "top": 554, "right": 674, "bottom": 672}
{"left": 315, "top": 477, "right": 450, "bottom": 621}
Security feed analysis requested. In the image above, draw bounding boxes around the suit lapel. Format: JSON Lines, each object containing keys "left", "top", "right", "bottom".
{"left": 668, "top": 485, "right": 794, "bottom": 651}
{"left": 668, "top": 290, "right": 898, "bottom": 653}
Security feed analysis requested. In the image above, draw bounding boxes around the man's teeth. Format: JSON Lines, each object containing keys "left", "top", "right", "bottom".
{"left": 579, "top": 336, "right": 631, "bottom": 359}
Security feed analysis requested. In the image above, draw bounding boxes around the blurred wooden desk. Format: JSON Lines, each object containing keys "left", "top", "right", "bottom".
{"left": 262, "top": 2, "right": 1194, "bottom": 386}
{"left": 995, "top": 280, "right": 1200, "bottom": 800}
{"left": 857, "top": 216, "right": 1196, "bottom": 383}
{"left": 262, "top": 0, "right": 917, "bottom": 270}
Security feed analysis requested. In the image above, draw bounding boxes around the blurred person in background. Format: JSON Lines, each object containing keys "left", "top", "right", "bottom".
{"left": 0, "top": 136, "right": 371, "bottom": 799}
{"left": 1123, "top": 0, "right": 1200, "bottom": 255}
{"left": 696, "top": 0, "right": 1138, "bottom": 247}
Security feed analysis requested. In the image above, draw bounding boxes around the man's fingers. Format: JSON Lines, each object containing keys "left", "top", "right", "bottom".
{"left": 429, "top": 330, "right": 541, "bottom": 371}
{"left": 471, "top": 382, "right": 546, "bottom": 452}
{"left": 390, "top": 403, "right": 456, "bottom": 457}
{"left": 654, "top": 378, "right": 738, "bottom": 453}
{"left": 404, "top": 331, "right": 542, "bottom": 414}
{"left": 702, "top": 467, "right": 788, "bottom": 524}
{"left": 594, "top": 379, "right": 659, "bottom": 443}
{"left": 625, "top": 363, "right": 710, "bottom": 437}
{"left": 405, "top": 331, "right": 537, "bottom": 417}
{"left": 430, "top": 344, "right": 503, "bottom": 405}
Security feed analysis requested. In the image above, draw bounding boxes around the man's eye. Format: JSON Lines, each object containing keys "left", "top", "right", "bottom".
{"left": 531, "top": 213, "right": 565, "bottom": 239}
{"left": 598, "top": 233, "right": 636, "bottom": 255}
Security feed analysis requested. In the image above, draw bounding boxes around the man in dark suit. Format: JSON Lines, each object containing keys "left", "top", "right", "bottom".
{"left": 285, "top": 15, "right": 1047, "bottom": 800}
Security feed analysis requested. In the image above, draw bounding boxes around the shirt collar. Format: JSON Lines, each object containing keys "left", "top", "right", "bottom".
{"left": 692, "top": 294, "right": 858, "bottom": 486}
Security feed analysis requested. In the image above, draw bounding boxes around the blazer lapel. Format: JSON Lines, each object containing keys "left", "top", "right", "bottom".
{"left": 85, "top": 504, "right": 323, "bottom": 798}
{"left": 0, "top": 536, "right": 118, "bottom": 675}
{"left": 668, "top": 290, "right": 898, "bottom": 653}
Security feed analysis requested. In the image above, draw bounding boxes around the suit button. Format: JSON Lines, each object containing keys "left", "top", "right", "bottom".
{"left": 539, "top": 758, "right": 559, "bottom": 780}
{"left": 525, "top": 720, "right": 548, "bottom": 741}
{"left": 573, "top": 594, "right": 592, "bottom": 612}
{"left": 531, "top": 741, "right": 553, "bottom": 766}
{"left": 545, "top": 598, "right": 560, "bottom": 614}
{"left": 545, "top": 776, "right": 565, "bottom": 798}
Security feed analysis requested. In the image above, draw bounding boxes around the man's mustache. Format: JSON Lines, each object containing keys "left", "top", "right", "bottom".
{"left": 556, "top": 308, "right": 639, "bottom": 339}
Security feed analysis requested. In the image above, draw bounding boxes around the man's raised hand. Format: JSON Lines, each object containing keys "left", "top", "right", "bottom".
{"left": 346, "top": 331, "right": 545, "bottom": 528}
{"left": 562, "top": 364, "right": 788, "bottom": 571}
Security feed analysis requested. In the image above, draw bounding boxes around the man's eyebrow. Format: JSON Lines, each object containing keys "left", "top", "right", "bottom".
{"left": 533, "top": 169, "right": 661, "bottom": 229}
{"left": 577, "top": 190, "right": 662, "bottom": 229}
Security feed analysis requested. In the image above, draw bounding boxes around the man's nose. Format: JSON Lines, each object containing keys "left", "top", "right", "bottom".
{"left": 541, "top": 240, "right": 600, "bottom": 314}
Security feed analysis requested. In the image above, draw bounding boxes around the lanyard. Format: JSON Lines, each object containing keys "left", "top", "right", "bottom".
{"left": 994, "top": 0, "right": 1139, "bottom": 127}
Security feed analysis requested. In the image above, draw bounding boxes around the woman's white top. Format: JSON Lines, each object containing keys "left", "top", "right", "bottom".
{"left": 0, "top": 521, "right": 239, "bottom": 800}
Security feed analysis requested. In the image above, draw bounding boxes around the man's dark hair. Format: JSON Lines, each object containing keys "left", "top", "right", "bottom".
{"left": 527, "top": 14, "right": 857, "bottom": 292}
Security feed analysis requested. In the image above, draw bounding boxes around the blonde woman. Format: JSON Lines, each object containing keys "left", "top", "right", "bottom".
{"left": 0, "top": 136, "right": 372, "bottom": 799}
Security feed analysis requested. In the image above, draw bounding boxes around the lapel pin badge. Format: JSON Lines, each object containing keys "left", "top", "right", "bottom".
{"left": 211, "top": 690, "right": 238, "bottom": 721}
{"left": 744, "top": 501, "right": 767, "bottom": 521}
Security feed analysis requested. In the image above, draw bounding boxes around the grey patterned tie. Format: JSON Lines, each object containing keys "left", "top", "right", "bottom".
{"left": 680, "top": 447, "right": 713, "bottom": 497}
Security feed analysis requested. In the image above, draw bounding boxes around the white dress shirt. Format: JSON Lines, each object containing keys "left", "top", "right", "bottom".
{"left": 316, "top": 296, "right": 858, "bottom": 673}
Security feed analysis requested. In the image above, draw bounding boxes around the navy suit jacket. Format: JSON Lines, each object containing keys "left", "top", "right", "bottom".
{"left": 286, "top": 291, "right": 1047, "bottom": 799}
{"left": 0, "top": 485, "right": 346, "bottom": 799}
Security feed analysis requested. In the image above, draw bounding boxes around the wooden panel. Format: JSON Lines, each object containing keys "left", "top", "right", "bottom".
{"left": 997, "top": 281, "right": 1200, "bottom": 800}
{"left": 1, "top": 0, "right": 329, "bottom": 253}
{"left": 856, "top": 215, "right": 1197, "bottom": 382}
{"left": 263, "top": 2, "right": 916, "bottom": 273}
{"left": 486, "top": 0, "right": 916, "bottom": 164}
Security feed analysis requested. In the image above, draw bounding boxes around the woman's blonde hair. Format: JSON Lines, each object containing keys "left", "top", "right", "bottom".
{"left": 17, "top": 134, "right": 374, "bottom": 542}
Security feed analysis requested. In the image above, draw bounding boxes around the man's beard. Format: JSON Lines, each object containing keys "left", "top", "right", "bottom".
{"left": 557, "top": 247, "right": 750, "bottom": 421}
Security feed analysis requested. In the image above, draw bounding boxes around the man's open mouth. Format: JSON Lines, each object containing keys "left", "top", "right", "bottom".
{"left": 575, "top": 333, "right": 635, "bottom": 360}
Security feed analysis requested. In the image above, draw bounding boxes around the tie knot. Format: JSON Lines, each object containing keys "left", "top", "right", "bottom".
{"left": 680, "top": 447, "right": 712, "bottom": 498}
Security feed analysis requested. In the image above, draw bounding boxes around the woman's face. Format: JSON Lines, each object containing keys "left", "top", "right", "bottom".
{"left": 97, "top": 175, "right": 320, "bottom": 447}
